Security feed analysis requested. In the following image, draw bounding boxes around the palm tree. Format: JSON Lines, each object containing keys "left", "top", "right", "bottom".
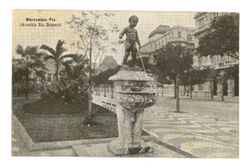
{"left": 58, "top": 54, "right": 89, "bottom": 104}
{"left": 40, "top": 40, "right": 75, "bottom": 82}
{"left": 15, "top": 45, "right": 45, "bottom": 99}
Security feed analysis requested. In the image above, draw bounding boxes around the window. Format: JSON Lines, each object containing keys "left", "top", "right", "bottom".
{"left": 36, "top": 77, "right": 42, "bottom": 83}
{"left": 198, "top": 57, "right": 203, "bottom": 66}
{"left": 178, "top": 31, "right": 182, "bottom": 38}
{"left": 167, "top": 33, "right": 170, "bottom": 39}
{"left": 53, "top": 73, "right": 56, "bottom": 81}
{"left": 187, "top": 34, "right": 192, "bottom": 41}
{"left": 198, "top": 84, "right": 204, "bottom": 90}
{"left": 47, "top": 73, "right": 52, "bottom": 82}
{"left": 198, "top": 18, "right": 205, "bottom": 28}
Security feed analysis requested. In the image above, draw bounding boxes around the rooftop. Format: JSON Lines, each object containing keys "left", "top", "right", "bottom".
{"left": 194, "top": 12, "right": 207, "bottom": 19}
{"left": 97, "top": 56, "right": 118, "bottom": 74}
{"left": 148, "top": 25, "right": 170, "bottom": 38}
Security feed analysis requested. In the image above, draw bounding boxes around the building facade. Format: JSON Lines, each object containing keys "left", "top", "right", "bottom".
{"left": 140, "top": 25, "right": 196, "bottom": 59}
{"left": 192, "top": 12, "right": 239, "bottom": 98}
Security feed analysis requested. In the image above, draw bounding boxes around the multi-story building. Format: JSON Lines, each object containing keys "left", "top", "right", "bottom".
{"left": 140, "top": 25, "right": 195, "bottom": 61}
{"left": 192, "top": 12, "right": 239, "bottom": 98}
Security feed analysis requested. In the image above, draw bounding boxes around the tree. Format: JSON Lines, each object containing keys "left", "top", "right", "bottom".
{"left": 216, "top": 64, "right": 239, "bottom": 101}
{"left": 92, "top": 66, "right": 120, "bottom": 85}
{"left": 92, "top": 66, "right": 120, "bottom": 99}
{"left": 153, "top": 43, "right": 193, "bottom": 112}
{"left": 202, "top": 67, "right": 219, "bottom": 100}
{"left": 179, "top": 68, "right": 208, "bottom": 99}
{"left": 197, "top": 14, "right": 239, "bottom": 60}
{"left": 58, "top": 54, "right": 89, "bottom": 104}
{"left": 40, "top": 40, "right": 76, "bottom": 82}
{"left": 67, "top": 11, "right": 119, "bottom": 124}
{"left": 12, "top": 64, "right": 27, "bottom": 96}
{"left": 15, "top": 45, "right": 46, "bottom": 99}
{"left": 127, "top": 56, "right": 154, "bottom": 73}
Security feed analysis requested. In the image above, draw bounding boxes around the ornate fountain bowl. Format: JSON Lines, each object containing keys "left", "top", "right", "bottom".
{"left": 109, "top": 67, "right": 157, "bottom": 107}
{"left": 118, "top": 92, "right": 156, "bottom": 111}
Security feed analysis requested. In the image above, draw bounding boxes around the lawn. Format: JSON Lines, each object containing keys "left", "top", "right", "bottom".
{"left": 13, "top": 98, "right": 118, "bottom": 143}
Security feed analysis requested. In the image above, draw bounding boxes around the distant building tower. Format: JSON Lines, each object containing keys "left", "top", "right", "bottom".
{"left": 97, "top": 56, "right": 118, "bottom": 74}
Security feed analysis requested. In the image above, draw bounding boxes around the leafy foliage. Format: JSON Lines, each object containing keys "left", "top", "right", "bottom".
{"left": 40, "top": 40, "right": 76, "bottom": 81}
{"left": 41, "top": 54, "right": 89, "bottom": 105}
{"left": 66, "top": 11, "right": 119, "bottom": 64}
{"left": 179, "top": 68, "right": 208, "bottom": 87}
{"left": 14, "top": 45, "right": 46, "bottom": 99}
{"left": 92, "top": 66, "right": 120, "bottom": 85}
{"left": 67, "top": 11, "right": 119, "bottom": 121}
{"left": 152, "top": 43, "right": 194, "bottom": 111}
{"left": 197, "top": 14, "right": 239, "bottom": 60}
{"left": 153, "top": 43, "right": 194, "bottom": 82}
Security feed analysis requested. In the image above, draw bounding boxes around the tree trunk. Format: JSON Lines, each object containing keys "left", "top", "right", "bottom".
{"left": 104, "top": 84, "right": 106, "bottom": 97}
{"left": 190, "top": 85, "right": 193, "bottom": 99}
{"left": 210, "top": 80, "right": 214, "bottom": 100}
{"left": 174, "top": 77, "right": 177, "bottom": 99}
{"left": 185, "top": 86, "right": 187, "bottom": 96}
{"left": 111, "top": 84, "right": 114, "bottom": 99}
{"left": 99, "top": 85, "right": 101, "bottom": 96}
{"left": 221, "top": 81, "right": 224, "bottom": 101}
{"left": 25, "top": 68, "right": 29, "bottom": 100}
{"left": 176, "top": 83, "right": 180, "bottom": 112}
{"left": 55, "top": 63, "right": 59, "bottom": 82}
{"left": 87, "top": 44, "right": 93, "bottom": 121}
{"left": 176, "top": 76, "right": 180, "bottom": 112}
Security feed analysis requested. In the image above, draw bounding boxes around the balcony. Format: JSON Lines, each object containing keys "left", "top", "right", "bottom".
{"left": 193, "top": 25, "right": 210, "bottom": 36}
{"left": 214, "top": 60, "right": 239, "bottom": 70}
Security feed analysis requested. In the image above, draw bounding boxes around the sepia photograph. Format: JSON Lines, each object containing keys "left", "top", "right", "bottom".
{"left": 12, "top": 10, "right": 239, "bottom": 158}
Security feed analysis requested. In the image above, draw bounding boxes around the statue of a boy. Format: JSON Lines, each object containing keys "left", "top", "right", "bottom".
{"left": 119, "top": 15, "right": 141, "bottom": 66}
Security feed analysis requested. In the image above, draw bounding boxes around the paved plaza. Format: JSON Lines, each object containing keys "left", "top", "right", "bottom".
{"left": 12, "top": 96, "right": 239, "bottom": 157}
{"left": 143, "top": 97, "right": 239, "bottom": 158}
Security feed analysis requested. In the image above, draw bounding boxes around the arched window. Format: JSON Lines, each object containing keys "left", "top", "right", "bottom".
{"left": 187, "top": 34, "right": 192, "bottom": 41}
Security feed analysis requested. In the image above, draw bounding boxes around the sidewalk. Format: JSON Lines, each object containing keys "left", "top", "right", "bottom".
{"left": 143, "top": 96, "right": 239, "bottom": 158}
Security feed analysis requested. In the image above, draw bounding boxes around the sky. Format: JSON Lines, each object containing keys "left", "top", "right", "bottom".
{"left": 13, "top": 10, "right": 196, "bottom": 65}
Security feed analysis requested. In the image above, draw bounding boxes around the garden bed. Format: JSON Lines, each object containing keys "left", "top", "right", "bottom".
{"left": 13, "top": 98, "right": 118, "bottom": 143}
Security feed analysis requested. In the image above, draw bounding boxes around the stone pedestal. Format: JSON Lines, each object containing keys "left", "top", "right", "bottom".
{"left": 107, "top": 66, "right": 157, "bottom": 155}
{"left": 108, "top": 107, "right": 153, "bottom": 155}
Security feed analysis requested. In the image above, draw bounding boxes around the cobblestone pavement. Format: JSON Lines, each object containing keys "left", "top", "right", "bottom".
{"left": 143, "top": 97, "right": 239, "bottom": 158}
